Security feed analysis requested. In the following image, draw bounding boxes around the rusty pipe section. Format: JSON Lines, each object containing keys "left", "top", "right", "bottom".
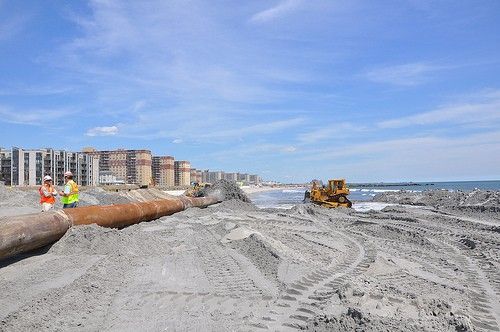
{"left": 0, "top": 211, "right": 72, "bottom": 260}
{"left": 0, "top": 195, "right": 220, "bottom": 260}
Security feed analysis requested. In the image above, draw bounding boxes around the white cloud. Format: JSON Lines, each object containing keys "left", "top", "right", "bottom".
{"left": 378, "top": 90, "right": 500, "bottom": 128}
{"left": 365, "top": 62, "right": 443, "bottom": 86}
{"left": 0, "top": 106, "right": 72, "bottom": 125}
{"left": 282, "top": 146, "right": 297, "bottom": 153}
{"left": 206, "top": 142, "right": 301, "bottom": 161}
{"left": 297, "top": 130, "right": 500, "bottom": 182}
{"left": 200, "top": 118, "right": 304, "bottom": 140}
{"left": 172, "top": 138, "right": 183, "bottom": 144}
{"left": 297, "top": 122, "right": 363, "bottom": 143}
{"left": 0, "top": 84, "right": 74, "bottom": 96}
{"left": 85, "top": 125, "right": 119, "bottom": 136}
{"left": 301, "top": 130, "right": 500, "bottom": 160}
{"left": 250, "top": 0, "right": 303, "bottom": 23}
{"left": 0, "top": 13, "right": 29, "bottom": 41}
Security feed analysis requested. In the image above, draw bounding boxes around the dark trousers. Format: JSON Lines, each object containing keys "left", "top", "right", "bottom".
{"left": 63, "top": 202, "right": 78, "bottom": 209}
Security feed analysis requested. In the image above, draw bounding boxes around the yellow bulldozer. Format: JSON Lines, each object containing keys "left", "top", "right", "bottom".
{"left": 184, "top": 182, "right": 211, "bottom": 197}
{"left": 304, "top": 179, "right": 352, "bottom": 208}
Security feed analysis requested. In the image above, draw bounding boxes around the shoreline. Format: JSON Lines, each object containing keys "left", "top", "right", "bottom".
{"left": 163, "top": 186, "right": 287, "bottom": 196}
{"left": 241, "top": 186, "right": 290, "bottom": 195}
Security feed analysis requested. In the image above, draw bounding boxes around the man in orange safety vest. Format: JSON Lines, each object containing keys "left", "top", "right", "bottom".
{"left": 39, "top": 175, "right": 58, "bottom": 212}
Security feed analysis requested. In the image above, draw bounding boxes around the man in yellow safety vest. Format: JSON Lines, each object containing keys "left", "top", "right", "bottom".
{"left": 59, "top": 171, "right": 79, "bottom": 208}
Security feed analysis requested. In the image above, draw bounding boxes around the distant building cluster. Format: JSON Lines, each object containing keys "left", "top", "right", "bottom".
{"left": 201, "top": 170, "right": 260, "bottom": 185}
{"left": 0, "top": 147, "right": 99, "bottom": 186}
{"left": 0, "top": 146, "right": 261, "bottom": 187}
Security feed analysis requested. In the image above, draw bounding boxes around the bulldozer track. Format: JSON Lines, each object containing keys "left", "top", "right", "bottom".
{"left": 348, "top": 211, "right": 500, "bottom": 332}
{"left": 196, "top": 230, "right": 263, "bottom": 297}
{"left": 436, "top": 239, "right": 500, "bottom": 331}
{"left": 247, "top": 230, "right": 376, "bottom": 330}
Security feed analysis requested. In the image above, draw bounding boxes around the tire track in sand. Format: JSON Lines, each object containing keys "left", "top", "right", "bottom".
{"left": 248, "top": 230, "right": 376, "bottom": 330}
{"left": 436, "top": 239, "right": 500, "bottom": 332}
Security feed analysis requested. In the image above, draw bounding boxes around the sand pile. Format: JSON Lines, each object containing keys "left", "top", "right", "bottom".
{"left": 78, "top": 187, "right": 132, "bottom": 206}
{"left": 374, "top": 189, "right": 500, "bottom": 208}
{"left": 0, "top": 185, "right": 40, "bottom": 208}
{"left": 200, "top": 179, "right": 251, "bottom": 202}
{"left": 48, "top": 223, "right": 172, "bottom": 256}
{"left": 211, "top": 199, "right": 257, "bottom": 212}
{"left": 118, "top": 188, "right": 174, "bottom": 202}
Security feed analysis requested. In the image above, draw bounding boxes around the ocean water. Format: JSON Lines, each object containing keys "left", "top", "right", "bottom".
{"left": 249, "top": 189, "right": 307, "bottom": 210}
{"left": 248, "top": 180, "right": 500, "bottom": 210}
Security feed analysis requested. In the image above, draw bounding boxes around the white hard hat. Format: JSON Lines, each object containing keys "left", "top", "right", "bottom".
{"left": 43, "top": 175, "right": 52, "bottom": 181}
{"left": 64, "top": 171, "right": 73, "bottom": 177}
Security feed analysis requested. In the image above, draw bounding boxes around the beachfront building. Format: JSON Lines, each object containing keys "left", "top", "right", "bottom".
{"left": 201, "top": 170, "right": 209, "bottom": 183}
{"left": 224, "top": 172, "right": 238, "bottom": 182}
{"left": 98, "top": 170, "right": 125, "bottom": 185}
{"left": 249, "top": 174, "right": 261, "bottom": 185}
{"left": 189, "top": 168, "right": 203, "bottom": 184}
{"left": 152, "top": 156, "right": 175, "bottom": 186}
{"left": 190, "top": 168, "right": 197, "bottom": 184}
{"left": 0, "top": 148, "right": 12, "bottom": 185}
{"left": 84, "top": 148, "right": 152, "bottom": 187}
{"left": 174, "top": 161, "right": 191, "bottom": 186}
{"left": 203, "top": 170, "right": 224, "bottom": 184}
{"left": 0, "top": 147, "right": 99, "bottom": 186}
{"left": 200, "top": 170, "right": 260, "bottom": 184}
{"left": 237, "top": 173, "right": 250, "bottom": 183}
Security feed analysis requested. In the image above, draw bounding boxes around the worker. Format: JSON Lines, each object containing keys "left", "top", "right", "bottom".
{"left": 39, "top": 175, "right": 58, "bottom": 212}
{"left": 59, "top": 171, "right": 79, "bottom": 208}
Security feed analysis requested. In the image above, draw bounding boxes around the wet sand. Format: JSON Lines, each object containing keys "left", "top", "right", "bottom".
{"left": 0, "top": 185, "right": 499, "bottom": 331}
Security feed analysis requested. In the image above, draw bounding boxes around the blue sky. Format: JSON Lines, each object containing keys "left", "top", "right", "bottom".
{"left": 1, "top": 0, "right": 499, "bottom": 183}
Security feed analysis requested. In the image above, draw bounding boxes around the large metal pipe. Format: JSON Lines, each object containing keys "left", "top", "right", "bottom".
{"left": 0, "top": 195, "right": 220, "bottom": 261}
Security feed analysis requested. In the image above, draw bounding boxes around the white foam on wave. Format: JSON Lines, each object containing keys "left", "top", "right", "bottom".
{"left": 353, "top": 188, "right": 400, "bottom": 193}
{"left": 352, "top": 188, "right": 422, "bottom": 193}
{"left": 282, "top": 189, "right": 306, "bottom": 193}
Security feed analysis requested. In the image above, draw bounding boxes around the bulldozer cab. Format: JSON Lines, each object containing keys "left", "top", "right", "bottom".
{"left": 328, "top": 179, "right": 349, "bottom": 194}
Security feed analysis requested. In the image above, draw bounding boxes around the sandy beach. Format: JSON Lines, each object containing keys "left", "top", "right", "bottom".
{"left": 164, "top": 185, "right": 284, "bottom": 197}
{"left": 0, "top": 184, "right": 499, "bottom": 331}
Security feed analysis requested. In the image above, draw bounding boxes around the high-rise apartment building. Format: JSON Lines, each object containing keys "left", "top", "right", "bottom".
{"left": 189, "top": 168, "right": 202, "bottom": 184}
{"left": 174, "top": 160, "right": 191, "bottom": 186}
{"left": 201, "top": 169, "right": 209, "bottom": 183}
{"left": 0, "top": 148, "right": 12, "bottom": 185}
{"left": 85, "top": 148, "right": 152, "bottom": 186}
{"left": 249, "top": 174, "right": 261, "bottom": 185}
{"left": 202, "top": 170, "right": 224, "bottom": 184}
{"left": 237, "top": 173, "right": 251, "bottom": 183}
{"left": 224, "top": 172, "right": 238, "bottom": 182}
{"left": 190, "top": 168, "right": 197, "bottom": 184}
{"left": 152, "top": 156, "right": 175, "bottom": 187}
{"left": 200, "top": 170, "right": 260, "bottom": 185}
{"left": 0, "top": 147, "right": 98, "bottom": 186}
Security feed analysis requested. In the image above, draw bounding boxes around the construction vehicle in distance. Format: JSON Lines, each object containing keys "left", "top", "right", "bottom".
{"left": 304, "top": 179, "right": 352, "bottom": 208}
{"left": 184, "top": 182, "right": 211, "bottom": 197}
